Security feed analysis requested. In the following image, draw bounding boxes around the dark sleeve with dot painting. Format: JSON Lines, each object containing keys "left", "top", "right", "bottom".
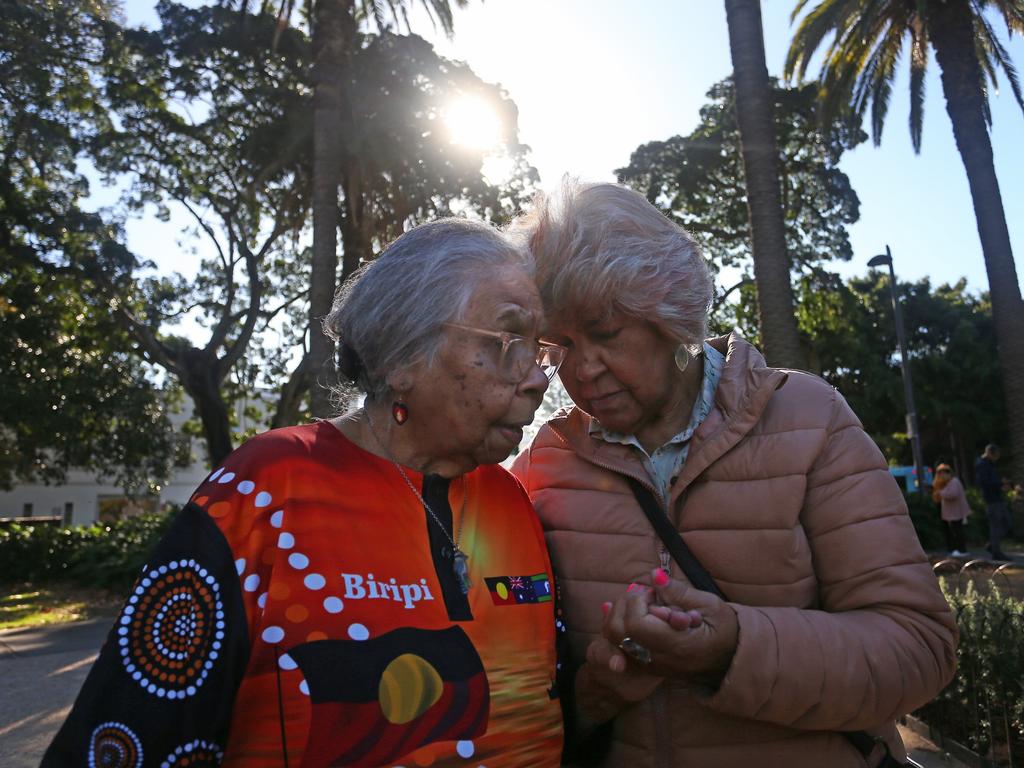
{"left": 40, "top": 503, "right": 250, "bottom": 767}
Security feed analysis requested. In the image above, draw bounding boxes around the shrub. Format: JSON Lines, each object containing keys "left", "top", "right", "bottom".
{"left": 905, "top": 491, "right": 990, "bottom": 551}
{"left": 0, "top": 510, "right": 178, "bottom": 591}
{"left": 917, "top": 579, "right": 1024, "bottom": 764}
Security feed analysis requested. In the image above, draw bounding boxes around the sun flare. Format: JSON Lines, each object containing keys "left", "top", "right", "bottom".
{"left": 444, "top": 96, "right": 504, "bottom": 150}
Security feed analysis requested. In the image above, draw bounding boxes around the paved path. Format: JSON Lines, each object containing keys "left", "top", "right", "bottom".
{"left": 0, "top": 617, "right": 111, "bottom": 768}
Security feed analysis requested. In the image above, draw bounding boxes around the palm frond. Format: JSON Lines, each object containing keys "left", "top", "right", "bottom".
{"left": 428, "top": 0, "right": 457, "bottom": 37}
{"left": 909, "top": 22, "right": 928, "bottom": 151}
{"left": 786, "top": 0, "right": 862, "bottom": 83}
{"left": 818, "top": 10, "right": 884, "bottom": 112}
{"left": 867, "top": 21, "right": 903, "bottom": 145}
{"left": 975, "top": 7, "right": 1024, "bottom": 114}
{"left": 988, "top": 0, "right": 1024, "bottom": 34}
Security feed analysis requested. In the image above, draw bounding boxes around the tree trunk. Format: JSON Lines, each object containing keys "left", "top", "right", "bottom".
{"left": 724, "top": 0, "right": 806, "bottom": 369}
{"left": 309, "top": 0, "right": 351, "bottom": 418}
{"left": 272, "top": 353, "right": 311, "bottom": 429}
{"left": 930, "top": 2, "right": 1024, "bottom": 484}
{"left": 178, "top": 349, "right": 234, "bottom": 467}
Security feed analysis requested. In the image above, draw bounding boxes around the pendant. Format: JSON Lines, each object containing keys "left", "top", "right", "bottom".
{"left": 453, "top": 548, "right": 471, "bottom": 594}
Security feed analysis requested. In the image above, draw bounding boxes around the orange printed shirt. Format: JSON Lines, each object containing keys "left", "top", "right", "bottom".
{"left": 43, "top": 422, "right": 564, "bottom": 767}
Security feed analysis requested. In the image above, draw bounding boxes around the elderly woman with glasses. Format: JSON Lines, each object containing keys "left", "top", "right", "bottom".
{"left": 44, "top": 219, "right": 567, "bottom": 768}
{"left": 510, "top": 181, "right": 956, "bottom": 768}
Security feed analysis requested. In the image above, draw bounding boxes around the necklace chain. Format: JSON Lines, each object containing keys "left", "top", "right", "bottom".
{"left": 364, "top": 409, "right": 472, "bottom": 593}
{"left": 390, "top": 460, "right": 465, "bottom": 551}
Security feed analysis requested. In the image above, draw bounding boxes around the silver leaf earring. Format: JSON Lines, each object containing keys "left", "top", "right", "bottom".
{"left": 674, "top": 344, "right": 691, "bottom": 372}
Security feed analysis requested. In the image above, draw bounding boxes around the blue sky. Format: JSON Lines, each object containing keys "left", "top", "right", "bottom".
{"left": 121, "top": 0, "right": 1023, "bottom": 296}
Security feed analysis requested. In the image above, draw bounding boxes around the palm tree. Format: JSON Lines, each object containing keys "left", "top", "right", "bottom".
{"left": 309, "top": 0, "right": 465, "bottom": 418}
{"left": 724, "top": 0, "right": 807, "bottom": 369}
{"left": 787, "top": 0, "right": 1024, "bottom": 483}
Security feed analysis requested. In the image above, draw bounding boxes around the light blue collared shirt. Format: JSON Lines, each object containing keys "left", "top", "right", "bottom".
{"left": 589, "top": 343, "right": 725, "bottom": 502}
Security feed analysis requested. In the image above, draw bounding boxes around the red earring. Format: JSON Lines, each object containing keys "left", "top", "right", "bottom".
{"left": 391, "top": 400, "right": 409, "bottom": 425}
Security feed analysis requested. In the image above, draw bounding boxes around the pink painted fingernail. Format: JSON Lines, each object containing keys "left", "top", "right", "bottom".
{"left": 653, "top": 568, "right": 670, "bottom": 587}
{"left": 601, "top": 602, "right": 612, "bottom": 617}
{"left": 627, "top": 582, "right": 641, "bottom": 593}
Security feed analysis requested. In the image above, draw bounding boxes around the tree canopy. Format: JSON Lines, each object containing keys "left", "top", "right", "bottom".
{"left": 617, "top": 78, "right": 864, "bottom": 316}
{"left": 1, "top": 0, "right": 538, "bottom": 467}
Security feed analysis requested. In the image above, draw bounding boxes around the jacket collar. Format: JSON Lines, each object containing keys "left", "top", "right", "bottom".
{"left": 544, "top": 331, "right": 789, "bottom": 502}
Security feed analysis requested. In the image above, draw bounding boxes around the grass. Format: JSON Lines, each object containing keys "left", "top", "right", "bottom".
{"left": 0, "top": 582, "right": 122, "bottom": 630}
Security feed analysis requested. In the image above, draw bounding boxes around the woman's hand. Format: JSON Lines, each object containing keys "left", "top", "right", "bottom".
{"left": 601, "top": 569, "right": 739, "bottom": 688}
{"left": 575, "top": 637, "right": 664, "bottom": 723}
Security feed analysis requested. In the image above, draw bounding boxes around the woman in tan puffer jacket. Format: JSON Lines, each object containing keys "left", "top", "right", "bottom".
{"left": 509, "top": 180, "right": 957, "bottom": 767}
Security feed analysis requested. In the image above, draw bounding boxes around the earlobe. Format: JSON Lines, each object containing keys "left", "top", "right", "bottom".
{"left": 385, "top": 368, "right": 415, "bottom": 395}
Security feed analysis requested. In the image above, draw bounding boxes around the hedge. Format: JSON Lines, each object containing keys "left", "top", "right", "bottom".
{"left": 917, "top": 579, "right": 1024, "bottom": 764}
{"left": 0, "top": 510, "right": 177, "bottom": 591}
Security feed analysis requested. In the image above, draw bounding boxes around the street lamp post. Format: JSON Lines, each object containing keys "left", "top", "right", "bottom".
{"left": 868, "top": 246, "right": 926, "bottom": 495}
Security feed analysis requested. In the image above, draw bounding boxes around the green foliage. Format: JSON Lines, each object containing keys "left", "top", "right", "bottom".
{"left": 786, "top": 0, "right": 1024, "bottom": 152}
{"left": 0, "top": 260, "right": 177, "bottom": 490}
{"left": 0, "top": 0, "right": 118, "bottom": 267}
{"left": 0, "top": 511, "right": 177, "bottom": 591}
{"left": 617, "top": 78, "right": 864, "bottom": 314}
{"left": 920, "top": 580, "right": 1024, "bottom": 761}
{"left": 0, "top": 0, "right": 176, "bottom": 489}
{"left": 796, "top": 271, "right": 1006, "bottom": 470}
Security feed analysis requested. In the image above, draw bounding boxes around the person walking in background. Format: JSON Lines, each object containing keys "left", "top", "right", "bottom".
{"left": 974, "top": 444, "right": 1011, "bottom": 561}
{"left": 933, "top": 464, "right": 970, "bottom": 557}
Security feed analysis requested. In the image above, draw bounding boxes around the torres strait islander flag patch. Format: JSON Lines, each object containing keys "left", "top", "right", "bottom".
{"left": 485, "top": 573, "right": 552, "bottom": 605}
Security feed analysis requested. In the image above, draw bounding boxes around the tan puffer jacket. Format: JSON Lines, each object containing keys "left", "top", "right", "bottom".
{"left": 512, "top": 334, "right": 957, "bottom": 768}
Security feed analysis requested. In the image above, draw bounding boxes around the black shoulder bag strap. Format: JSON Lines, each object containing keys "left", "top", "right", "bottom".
{"left": 625, "top": 477, "right": 904, "bottom": 768}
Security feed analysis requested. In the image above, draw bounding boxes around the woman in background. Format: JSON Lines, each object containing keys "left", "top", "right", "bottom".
{"left": 934, "top": 463, "right": 971, "bottom": 557}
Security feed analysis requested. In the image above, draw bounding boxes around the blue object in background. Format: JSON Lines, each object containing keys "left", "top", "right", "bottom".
{"left": 889, "top": 465, "right": 934, "bottom": 493}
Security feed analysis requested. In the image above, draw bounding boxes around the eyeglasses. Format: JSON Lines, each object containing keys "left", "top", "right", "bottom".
{"left": 443, "top": 323, "right": 567, "bottom": 383}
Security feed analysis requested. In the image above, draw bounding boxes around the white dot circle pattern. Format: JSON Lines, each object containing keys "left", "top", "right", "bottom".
{"left": 88, "top": 721, "right": 143, "bottom": 768}
{"left": 261, "top": 625, "right": 285, "bottom": 644}
{"left": 323, "top": 596, "right": 343, "bottom": 614}
{"left": 348, "top": 623, "right": 370, "bottom": 641}
{"left": 117, "top": 559, "right": 224, "bottom": 700}
{"left": 243, "top": 574, "right": 260, "bottom": 592}
{"left": 208, "top": 467, "right": 224, "bottom": 482}
{"left": 288, "top": 553, "right": 309, "bottom": 570}
{"left": 277, "top": 532, "right": 295, "bottom": 549}
{"left": 278, "top": 653, "right": 298, "bottom": 671}
{"left": 456, "top": 740, "right": 475, "bottom": 758}
{"left": 270, "top": 510, "right": 284, "bottom": 528}
{"left": 304, "top": 573, "right": 326, "bottom": 591}
{"left": 254, "top": 491, "right": 273, "bottom": 508}
{"left": 237, "top": 480, "right": 256, "bottom": 495}
{"left": 217, "top": 472, "right": 235, "bottom": 484}
{"left": 159, "top": 739, "right": 223, "bottom": 768}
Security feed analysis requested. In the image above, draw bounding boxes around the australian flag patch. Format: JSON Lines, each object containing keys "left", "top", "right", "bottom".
{"left": 484, "top": 573, "right": 552, "bottom": 605}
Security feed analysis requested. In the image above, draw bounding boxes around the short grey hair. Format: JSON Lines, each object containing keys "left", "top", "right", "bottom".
{"left": 509, "top": 179, "right": 713, "bottom": 347}
{"left": 324, "top": 217, "right": 530, "bottom": 402}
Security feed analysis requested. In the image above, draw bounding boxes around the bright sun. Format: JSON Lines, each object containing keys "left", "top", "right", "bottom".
{"left": 444, "top": 96, "right": 504, "bottom": 150}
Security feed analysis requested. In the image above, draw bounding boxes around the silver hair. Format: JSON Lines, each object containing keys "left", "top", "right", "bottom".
{"left": 509, "top": 178, "right": 713, "bottom": 348}
{"left": 324, "top": 217, "right": 531, "bottom": 403}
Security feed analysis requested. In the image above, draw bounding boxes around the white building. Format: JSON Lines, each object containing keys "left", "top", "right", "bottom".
{"left": 0, "top": 393, "right": 270, "bottom": 526}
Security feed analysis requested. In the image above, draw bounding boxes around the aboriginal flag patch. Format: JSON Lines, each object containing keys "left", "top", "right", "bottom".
{"left": 287, "top": 626, "right": 489, "bottom": 767}
{"left": 484, "top": 573, "right": 552, "bottom": 605}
